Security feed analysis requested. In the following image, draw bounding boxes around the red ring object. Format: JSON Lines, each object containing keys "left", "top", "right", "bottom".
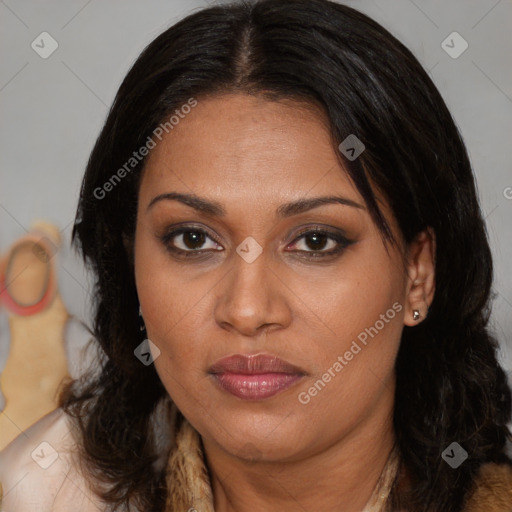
{"left": 0, "top": 231, "right": 57, "bottom": 316}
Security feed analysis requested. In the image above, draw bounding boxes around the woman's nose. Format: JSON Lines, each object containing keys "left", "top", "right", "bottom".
{"left": 213, "top": 248, "right": 292, "bottom": 337}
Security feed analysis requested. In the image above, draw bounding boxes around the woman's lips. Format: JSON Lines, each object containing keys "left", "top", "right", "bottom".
{"left": 211, "top": 373, "right": 304, "bottom": 400}
{"left": 208, "top": 353, "right": 306, "bottom": 400}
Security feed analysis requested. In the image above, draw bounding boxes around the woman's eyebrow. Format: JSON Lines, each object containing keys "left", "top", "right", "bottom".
{"left": 277, "top": 196, "right": 365, "bottom": 216}
{"left": 147, "top": 192, "right": 365, "bottom": 217}
{"left": 147, "top": 192, "right": 224, "bottom": 216}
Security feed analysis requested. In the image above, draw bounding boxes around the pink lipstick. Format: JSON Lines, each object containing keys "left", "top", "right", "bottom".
{"left": 208, "top": 353, "right": 305, "bottom": 400}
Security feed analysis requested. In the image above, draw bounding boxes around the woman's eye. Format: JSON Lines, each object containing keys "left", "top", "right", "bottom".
{"left": 161, "top": 228, "right": 222, "bottom": 256}
{"left": 287, "top": 228, "right": 352, "bottom": 258}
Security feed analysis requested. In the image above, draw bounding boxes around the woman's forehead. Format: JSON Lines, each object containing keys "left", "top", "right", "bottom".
{"left": 140, "top": 93, "right": 361, "bottom": 203}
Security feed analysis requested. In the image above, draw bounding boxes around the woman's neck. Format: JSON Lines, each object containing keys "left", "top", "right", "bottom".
{"left": 202, "top": 390, "right": 396, "bottom": 512}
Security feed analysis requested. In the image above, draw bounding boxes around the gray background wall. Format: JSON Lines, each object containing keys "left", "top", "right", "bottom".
{"left": 1, "top": 0, "right": 511, "bottom": 389}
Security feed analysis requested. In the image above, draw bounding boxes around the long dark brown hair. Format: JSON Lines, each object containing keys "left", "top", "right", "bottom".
{"left": 61, "top": 0, "right": 512, "bottom": 510}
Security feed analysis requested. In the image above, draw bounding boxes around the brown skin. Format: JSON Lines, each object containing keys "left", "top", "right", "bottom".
{"left": 134, "top": 93, "right": 435, "bottom": 512}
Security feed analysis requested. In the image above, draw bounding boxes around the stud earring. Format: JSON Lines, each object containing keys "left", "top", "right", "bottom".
{"left": 412, "top": 309, "right": 421, "bottom": 321}
{"left": 139, "top": 305, "right": 146, "bottom": 332}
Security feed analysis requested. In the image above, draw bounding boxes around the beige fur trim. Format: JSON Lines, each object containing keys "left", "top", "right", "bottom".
{"left": 165, "top": 408, "right": 215, "bottom": 512}
{"left": 463, "top": 462, "right": 512, "bottom": 512}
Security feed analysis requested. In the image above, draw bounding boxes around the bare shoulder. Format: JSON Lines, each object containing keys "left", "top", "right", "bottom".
{"left": 0, "top": 408, "right": 104, "bottom": 511}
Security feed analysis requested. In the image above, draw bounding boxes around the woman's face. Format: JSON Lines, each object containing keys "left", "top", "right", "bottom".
{"left": 135, "top": 93, "right": 422, "bottom": 463}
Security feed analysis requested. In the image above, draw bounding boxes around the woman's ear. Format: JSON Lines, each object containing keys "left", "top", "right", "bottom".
{"left": 403, "top": 227, "right": 436, "bottom": 326}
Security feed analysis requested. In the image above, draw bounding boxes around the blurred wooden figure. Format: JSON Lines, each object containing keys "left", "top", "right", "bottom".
{"left": 0, "top": 221, "right": 70, "bottom": 451}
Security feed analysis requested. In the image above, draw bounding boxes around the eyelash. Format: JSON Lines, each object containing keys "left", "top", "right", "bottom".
{"left": 160, "top": 224, "right": 353, "bottom": 261}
